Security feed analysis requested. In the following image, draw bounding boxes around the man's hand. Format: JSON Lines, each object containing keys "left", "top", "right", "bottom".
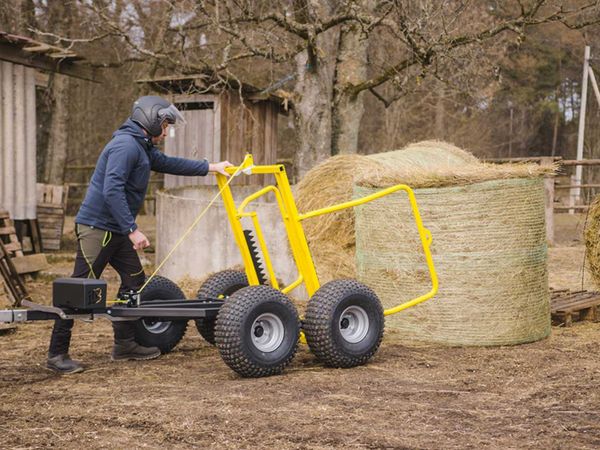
{"left": 209, "top": 161, "right": 233, "bottom": 177}
{"left": 129, "top": 229, "right": 150, "bottom": 251}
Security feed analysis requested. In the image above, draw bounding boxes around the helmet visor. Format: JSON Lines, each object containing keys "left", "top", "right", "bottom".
{"left": 159, "top": 104, "right": 187, "bottom": 128}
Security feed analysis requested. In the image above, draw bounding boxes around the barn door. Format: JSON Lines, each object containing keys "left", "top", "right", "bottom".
{"left": 164, "top": 96, "right": 220, "bottom": 188}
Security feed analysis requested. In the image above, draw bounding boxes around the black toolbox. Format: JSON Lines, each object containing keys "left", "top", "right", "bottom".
{"left": 52, "top": 278, "right": 107, "bottom": 310}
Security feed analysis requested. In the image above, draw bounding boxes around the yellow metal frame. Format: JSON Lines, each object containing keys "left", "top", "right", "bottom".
{"left": 216, "top": 154, "right": 438, "bottom": 316}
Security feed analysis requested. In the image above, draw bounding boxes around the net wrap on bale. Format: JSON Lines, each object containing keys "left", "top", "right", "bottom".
{"left": 296, "top": 140, "right": 552, "bottom": 346}
{"left": 354, "top": 178, "right": 550, "bottom": 346}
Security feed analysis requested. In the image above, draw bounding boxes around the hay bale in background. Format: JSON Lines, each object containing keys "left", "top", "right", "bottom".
{"left": 354, "top": 177, "right": 550, "bottom": 346}
{"left": 584, "top": 196, "right": 600, "bottom": 287}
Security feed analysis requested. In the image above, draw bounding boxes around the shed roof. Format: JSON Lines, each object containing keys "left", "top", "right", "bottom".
{"left": 0, "top": 31, "right": 97, "bottom": 81}
{"left": 136, "top": 72, "right": 292, "bottom": 111}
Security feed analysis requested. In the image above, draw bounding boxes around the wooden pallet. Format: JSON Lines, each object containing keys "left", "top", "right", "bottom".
{"left": 550, "top": 289, "right": 600, "bottom": 327}
{"left": 0, "top": 210, "right": 23, "bottom": 257}
{"left": 0, "top": 211, "right": 48, "bottom": 275}
{"left": 37, "top": 183, "right": 69, "bottom": 251}
{"left": 0, "top": 240, "right": 29, "bottom": 307}
{"left": 14, "top": 218, "right": 43, "bottom": 254}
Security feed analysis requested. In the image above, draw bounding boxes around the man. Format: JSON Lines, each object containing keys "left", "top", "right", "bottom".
{"left": 47, "top": 96, "right": 232, "bottom": 374}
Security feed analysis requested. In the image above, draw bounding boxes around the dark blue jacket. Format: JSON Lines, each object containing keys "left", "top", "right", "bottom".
{"left": 76, "top": 119, "right": 209, "bottom": 234}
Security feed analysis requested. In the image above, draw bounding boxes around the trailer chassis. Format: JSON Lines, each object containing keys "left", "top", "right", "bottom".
{"left": 0, "top": 297, "right": 223, "bottom": 324}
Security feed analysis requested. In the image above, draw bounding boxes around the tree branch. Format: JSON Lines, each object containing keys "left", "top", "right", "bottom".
{"left": 348, "top": 0, "right": 600, "bottom": 96}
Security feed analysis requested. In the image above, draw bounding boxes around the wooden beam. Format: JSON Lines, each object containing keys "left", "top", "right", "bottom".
{"left": 541, "top": 157, "right": 554, "bottom": 245}
{"left": 554, "top": 205, "right": 590, "bottom": 211}
{"left": 65, "top": 164, "right": 96, "bottom": 170}
{"left": 561, "top": 159, "right": 600, "bottom": 166}
{"left": 0, "top": 226, "right": 16, "bottom": 235}
{"left": 11, "top": 253, "right": 49, "bottom": 275}
{"left": 555, "top": 184, "right": 600, "bottom": 189}
{"left": 487, "top": 157, "right": 600, "bottom": 166}
{"left": 485, "top": 156, "right": 562, "bottom": 163}
{"left": 34, "top": 70, "right": 49, "bottom": 87}
{"left": 0, "top": 42, "right": 97, "bottom": 82}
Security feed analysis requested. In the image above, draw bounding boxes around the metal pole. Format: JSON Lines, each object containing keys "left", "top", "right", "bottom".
{"left": 571, "top": 45, "right": 590, "bottom": 213}
{"left": 588, "top": 67, "right": 600, "bottom": 108}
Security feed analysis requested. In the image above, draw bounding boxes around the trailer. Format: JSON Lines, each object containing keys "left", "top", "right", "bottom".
{"left": 1, "top": 155, "right": 438, "bottom": 378}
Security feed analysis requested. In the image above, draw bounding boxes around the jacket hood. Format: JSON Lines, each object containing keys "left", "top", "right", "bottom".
{"left": 113, "top": 118, "right": 150, "bottom": 140}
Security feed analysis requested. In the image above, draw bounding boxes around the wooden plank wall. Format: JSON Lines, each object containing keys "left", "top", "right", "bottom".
{"left": 162, "top": 91, "right": 279, "bottom": 188}
{"left": 220, "top": 91, "right": 278, "bottom": 186}
{"left": 164, "top": 94, "right": 220, "bottom": 188}
{"left": 36, "top": 183, "right": 68, "bottom": 250}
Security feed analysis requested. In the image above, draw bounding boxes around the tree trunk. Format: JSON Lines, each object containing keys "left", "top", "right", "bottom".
{"left": 41, "top": 0, "right": 73, "bottom": 185}
{"left": 42, "top": 74, "right": 69, "bottom": 184}
{"left": 331, "top": 21, "right": 368, "bottom": 155}
{"left": 292, "top": 28, "right": 340, "bottom": 179}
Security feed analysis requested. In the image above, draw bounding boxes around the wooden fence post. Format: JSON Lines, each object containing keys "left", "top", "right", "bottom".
{"left": 541, "top": 157, "right": 555, "bottom": 245}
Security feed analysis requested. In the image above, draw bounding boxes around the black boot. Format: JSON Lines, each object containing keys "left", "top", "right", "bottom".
{"left": 111, "top": 338, "right": 161, "bottom": 361}
{"left": 111, "top": 321, "right": 160, "bottom": 361}
{"left": 47, "top": 354, "right": 84, "bottom": 374}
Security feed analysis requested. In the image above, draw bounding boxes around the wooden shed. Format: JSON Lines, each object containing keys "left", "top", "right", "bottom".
{"left": 0, "top": 31, "right": 95, "bottom": 249}
{"left": 137, "top": 73, "right": 290, "bottom": 188}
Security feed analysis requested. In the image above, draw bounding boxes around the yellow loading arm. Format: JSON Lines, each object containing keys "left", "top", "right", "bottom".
{"left": 216, "top": 155, "right": 438, "bottom": 316}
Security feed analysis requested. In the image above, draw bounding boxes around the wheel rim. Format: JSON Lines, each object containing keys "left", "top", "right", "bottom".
{"left": 251, "top": 313, "right": 285, "bottom": 352}
{"left": 142, "top": 319, "right": 171, "bottom": 334}
{"left": 339, "top": 305, "right": 369, "bottom": 343}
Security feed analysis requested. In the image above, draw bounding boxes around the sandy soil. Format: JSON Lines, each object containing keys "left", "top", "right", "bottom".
{"left": 1, "top": 214, "right": 599, "bottom": 449}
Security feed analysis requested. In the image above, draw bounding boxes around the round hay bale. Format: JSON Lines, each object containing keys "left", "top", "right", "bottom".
{"left": 294, "top": 140, "right": 553, "bottom": 321}
{"left": 584, "top": 196, "right": 600, "bottom": 287}
{"left": 354, "top": 177, "right": 550, "bottom": 346}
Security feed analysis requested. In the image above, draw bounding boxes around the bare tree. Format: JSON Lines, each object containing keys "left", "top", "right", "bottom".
{"left": 25, "top": 0, "right": 600, "bottom": 176}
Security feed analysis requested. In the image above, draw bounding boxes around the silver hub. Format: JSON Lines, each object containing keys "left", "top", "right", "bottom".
{"left": 142, "top": 319, "right": 171, "bottom": 334}
{"left": 251, "top": 313, "right": 284, "bottom": 352}
{"left": 339, "top": 305, "right": 369, "bottom": 343}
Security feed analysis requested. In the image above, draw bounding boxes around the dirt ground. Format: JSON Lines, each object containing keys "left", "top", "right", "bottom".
{"left": 1, "top": 214, "right": 600, "bottom": 449}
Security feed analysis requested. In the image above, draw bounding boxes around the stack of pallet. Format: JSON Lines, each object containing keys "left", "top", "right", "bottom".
{"left": 37, "top": 183, "right": 69, "bottom": 251}
{"left": 0, "top": 212, "right": 22, "bottom": 311}
{"left": 0, "top": 210, "right": 24, "bottom": 258}
{"left": 0, "top": 211, "right": 48, "bottom": 275}
{"left": 0, "top": 212, "right": 37, "bottom": 317}
{"left": 0, "top": 239, "right": 29, "bottom": 307}
{"left": 550, "top": 288, "right": 600, "bottom": 326}
{"left": 0, "top": 238, "right": 24, "bottom": 332}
